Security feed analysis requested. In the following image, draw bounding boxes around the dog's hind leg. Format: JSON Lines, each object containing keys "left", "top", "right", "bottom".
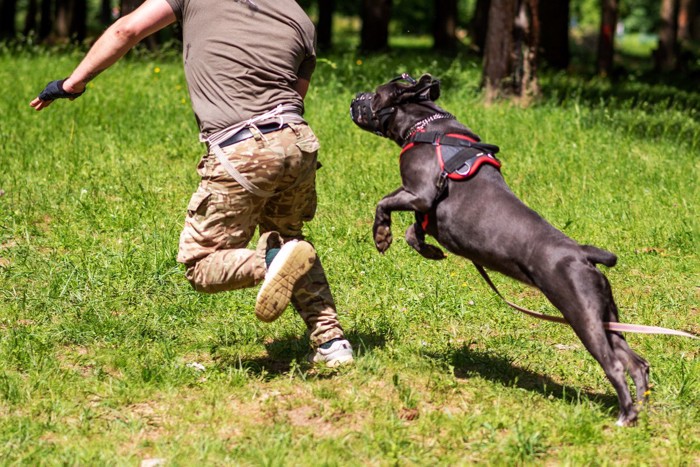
{"left": 541, "top": 263, "right": 639, "bottom": 426}
{"left": 405, "top": 218, "right": 445, "bottom": 260}
{"left": 582, "top": 250, "right": 649, "bottom": 405}
{"left": 602, "top": 291, "right": 650, "bottom": 405}
{"left": 563, "top": 309, "right": 638, "bottom": 425}
{"left": 608, "top": 330, "right": 650, "bottom": 404}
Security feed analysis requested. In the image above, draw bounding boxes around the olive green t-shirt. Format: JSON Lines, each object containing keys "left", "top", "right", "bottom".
{"left": 164, "top": 0, "right": 317, "bottom": 136}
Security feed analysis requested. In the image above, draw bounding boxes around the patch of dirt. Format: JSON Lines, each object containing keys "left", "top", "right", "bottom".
{"left": 116, "top": 400, "right": 171, "bottom": 458}
{"left": 128, "top": 402, "right": 166, "bottom": 428}
{"left": 0, "top": 240, "right": 17, "bottom": 250}
{"left": 55, "top": 345, "right": 95, "bottom": 378}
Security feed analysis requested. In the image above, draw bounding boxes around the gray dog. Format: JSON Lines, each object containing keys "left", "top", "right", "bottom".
{"left": 350, "top": 73, "right": 649, "bottom": 426}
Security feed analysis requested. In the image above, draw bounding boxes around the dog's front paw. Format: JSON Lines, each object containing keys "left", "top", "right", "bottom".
{"left": 374, "top": 225, "right": 393, "bottom": 253}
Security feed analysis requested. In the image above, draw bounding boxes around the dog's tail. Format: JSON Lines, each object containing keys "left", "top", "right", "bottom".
{"left": 582, "top": 245, "right": 617, "bottom": 267}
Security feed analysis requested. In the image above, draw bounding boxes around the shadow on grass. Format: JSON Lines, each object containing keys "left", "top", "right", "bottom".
{"left": 541, "top": 75, "right": 700, "bottom": 115}
{"left": 425, "top": 346, "right": 620, "bottom": 412}
{"left": 213, "top": 330, "right": 387, "bottom": 378}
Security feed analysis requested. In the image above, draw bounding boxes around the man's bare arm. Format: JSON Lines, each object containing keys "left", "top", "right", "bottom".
{"left": 30, "top": 0, "right": 177, "bottom": 110}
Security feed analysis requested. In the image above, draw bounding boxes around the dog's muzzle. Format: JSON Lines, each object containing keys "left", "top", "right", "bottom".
{"left": 350, "top": 93, "right": 394, "bottom": 137}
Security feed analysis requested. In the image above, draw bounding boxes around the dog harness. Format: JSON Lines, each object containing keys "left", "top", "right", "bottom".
{"left": 402, "top": 130, "right": 501, "bottom": 194}
{"left": 401, "top": 130, "right": 501, "bottom": 231}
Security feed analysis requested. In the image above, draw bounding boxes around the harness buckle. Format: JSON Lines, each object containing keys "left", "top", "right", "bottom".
{"left": 436, "top": 171, "right": 449, "bottom": 193}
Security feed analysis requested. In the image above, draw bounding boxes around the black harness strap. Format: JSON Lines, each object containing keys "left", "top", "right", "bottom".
{"left": 403, "top": 130, "right": 502, "bottom": 211}
{"left": 410, "top": 131, "right": 440, "bottom": 145}
{"left": 443, "top": 148, "right": 479, "bottom": 173}
{"left": 440, "top": 135, "right": 500, "bottom": 156}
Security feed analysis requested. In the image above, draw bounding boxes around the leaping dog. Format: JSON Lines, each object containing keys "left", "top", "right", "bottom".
{"left": 350, "top": 73, "right": 651, "bottom": 426}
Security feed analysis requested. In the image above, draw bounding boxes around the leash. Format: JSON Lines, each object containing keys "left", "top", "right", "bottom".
{"left": 472, "top": 263, "right": 700, "bottom": 339}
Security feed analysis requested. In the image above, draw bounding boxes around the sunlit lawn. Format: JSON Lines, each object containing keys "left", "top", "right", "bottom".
{"left": 0, "top": 45, "right": 698, "bottom": 464}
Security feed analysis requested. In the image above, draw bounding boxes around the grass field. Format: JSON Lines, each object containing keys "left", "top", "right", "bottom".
{"left": 1, "top": 46, "right": 699, "bottom": 465}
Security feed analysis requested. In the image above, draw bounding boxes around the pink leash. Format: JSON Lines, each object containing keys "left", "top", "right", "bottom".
{"left": 473, "top": 263, "right": 699, "bottom": 340}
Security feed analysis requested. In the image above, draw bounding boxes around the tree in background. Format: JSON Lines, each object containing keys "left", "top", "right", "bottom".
{"left": 360, "top": 0, "right": 392, "bottom": 51}
{"left": 101, "top": 0, "right": 113, "bottom": 26}
{"left": 120, "top": 0, "right": 142, "bottom": 15}
{"left": 434, "top": 0, "right": 459, "bottom": 51}
{"left": 597, "top": 0, "right": 619, "bottom": 75}
{"left": 0, "top": 0, "right": 17, "bottom": 40}
{"left": 317, "top": 0, "right": 335, "bottom": 50}
{"left": 468, "top": 0, "right": 490, "bottom": 54}
{"left": 539, "top": 0, "right": 570, "bottom": 69}
{"left": 1, "top": 0, "right": 699, "bottom": 83}
{"left": 654, "top": 0, "right": 680, "bottom": 70}
{"left": 483, "top": 0, "right": 539, "bottom": 103}
{"left": 677, "top": 0, "right": 700, "bottom": 41}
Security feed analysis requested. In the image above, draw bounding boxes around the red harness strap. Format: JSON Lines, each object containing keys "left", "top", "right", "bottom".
{"left": 402, "top": 131, "right": 501, "bottom": 231}
{"left": 437, "top": 133, "right": 501, "bottom": 179}
{"left": 401, "top": 133, "right": 501, "bottom": 179}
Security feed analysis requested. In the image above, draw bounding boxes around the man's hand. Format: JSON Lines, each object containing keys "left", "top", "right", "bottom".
{"left": 30, "top": 79, "right": 85, "bottom": 111}
{"left": 28, "top": 0, "right": 175, "bottom": 112}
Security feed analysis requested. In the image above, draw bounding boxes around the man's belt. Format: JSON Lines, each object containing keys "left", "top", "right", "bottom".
{"left": 201, "top": 104, "right": 301, "bottom": 198}
{"left": 219, "top": 123, "right": 289, "bottom": 149}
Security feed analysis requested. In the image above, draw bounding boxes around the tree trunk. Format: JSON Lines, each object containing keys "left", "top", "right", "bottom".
{"left": 483, "top": 0, "right": 516, "bottom": 102}
{"left": 513, "top": 0, "right": 540, "bottom": 103}
{"left": 539, "top": 0, "right": 569, "bottom": 69}
{"left": 690, "top": 0, "right": 700, "bottom": 40}
{"left": 39, "top": 0, "right": 53, "bottom": 40}
{"left": 54, "top": 0, "right": 71, "bottom": 40}
{"left": 654, "top": 0, "right": 680, "bottom": 71}
{"left": 677, "top": 0, "right": 691, "bottom": 41}
{"left": 317, "top": 0, "right": 335, "bottom": 50}
{"left": 469, "top": 0, "right": 490, "bottom": 54}
{"left": 596, "top": 0, "right": 618, "bottom": 76}
{"left": 434, "top": 0, "right": 458, "bottom": 52}
{"left": 120, "top": 0, "right": 142, "bottom": 15}
{"left": 70, "top": 0, "right": 87, "bottom": 41}
{"left": 24, "top": 0, "right": 38, "bottom": 36}
{"left": 0, "top": 0, "right": 18, "bottom": 39}
{"left": 360, "top": 0, "right": 391, "bottom": 52}
{"left": 101, "top": 0, "right": 113, "bottom": 26}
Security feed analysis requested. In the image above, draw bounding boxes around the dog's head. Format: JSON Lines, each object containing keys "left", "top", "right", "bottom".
{"left": 350, "top": 73, "right": 441, "bottom": 141}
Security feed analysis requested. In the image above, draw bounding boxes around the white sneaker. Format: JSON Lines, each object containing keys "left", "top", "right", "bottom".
{"left": 308, "top": 339, "right": 354, "bottom": 368}
{"left": 255, "top": 240, "right": 316, "bottom": 322}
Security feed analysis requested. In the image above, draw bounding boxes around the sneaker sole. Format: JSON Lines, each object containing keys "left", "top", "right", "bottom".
{"left": 324, "top": 354, "right": 354, "bottom": 368}
{"left": 308, "top": 350, "right": 355, "bottom": 368}
{"left": 255, "top": 241, "right": 316, "bottom": 322}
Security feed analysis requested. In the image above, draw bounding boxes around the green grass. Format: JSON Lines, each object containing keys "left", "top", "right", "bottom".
{"left": 1, "top": 46, "right": 698, "bottom": 465}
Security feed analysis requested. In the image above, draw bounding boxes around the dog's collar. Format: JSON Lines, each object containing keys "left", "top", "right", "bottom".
{"left": 402, "top": 113, "right": 455, "bottom": 144}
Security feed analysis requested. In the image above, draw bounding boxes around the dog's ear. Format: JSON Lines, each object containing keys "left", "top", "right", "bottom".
{"left": 415, "top": 74, "right": 440, "bottom": 101}
{"left": 392, "top": 73, "right": 440, "bottom": 104}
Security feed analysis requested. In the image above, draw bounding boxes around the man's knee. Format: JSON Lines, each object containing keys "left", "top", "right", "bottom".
{"left": 183, "top": 253, "right": 264, "bottom": 294}
{"left": 184, "top": 262, "right": 208, "bottom": 292}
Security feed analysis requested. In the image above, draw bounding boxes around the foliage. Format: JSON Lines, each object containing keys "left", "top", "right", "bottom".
{"left": 621, "top": 0, "right": 661, "bottom": 34}
{"left": 0, "top": 46, "right": 698, "bottom": 464}
{"left": 572, "top": 0, "right": 662, "bottom": 34}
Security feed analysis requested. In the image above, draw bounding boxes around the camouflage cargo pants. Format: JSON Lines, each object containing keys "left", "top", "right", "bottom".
{"left": 177, "top": 123, "right": 345, "bottom": 348}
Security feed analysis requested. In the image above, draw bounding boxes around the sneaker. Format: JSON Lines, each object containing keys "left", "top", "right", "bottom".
{"left": 255, "top": 240, "right": 316, "bottom": 322}
{"left": 308, "top": 338, "right": 354, "bottom": 368}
